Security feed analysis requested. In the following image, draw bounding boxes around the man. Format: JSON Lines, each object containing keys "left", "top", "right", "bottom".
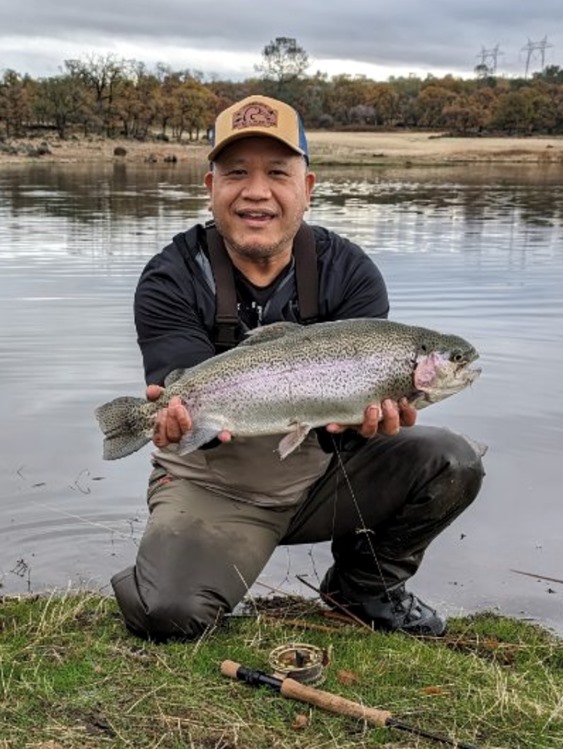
{"left": 111, "top": 95, "right": 484, "bottom": 641}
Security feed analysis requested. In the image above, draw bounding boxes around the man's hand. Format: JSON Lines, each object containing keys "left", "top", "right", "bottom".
{"left": 146, "top": 385, "right": 232, "bottom": 448}
{"left": 326, "top": 398, "right": 417, "bottom": 439}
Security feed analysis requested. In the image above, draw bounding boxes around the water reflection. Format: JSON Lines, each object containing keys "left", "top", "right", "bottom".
{"left": 2, "top": 162, "right": 208, "bottom": 224}
{"left": 313, "top": 164, "right": 563, "bottom": 228}
{"left": 1, "top": 162, "right": 562, "bottom": 633}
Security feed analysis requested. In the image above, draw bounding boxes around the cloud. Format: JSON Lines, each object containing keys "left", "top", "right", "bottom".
{"left": 1, "top": 0, "right": 561, "bottom": 79}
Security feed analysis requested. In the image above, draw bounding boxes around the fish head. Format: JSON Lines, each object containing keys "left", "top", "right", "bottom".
{"left": 413, "top": 332, "right": 481, "bottom": 405}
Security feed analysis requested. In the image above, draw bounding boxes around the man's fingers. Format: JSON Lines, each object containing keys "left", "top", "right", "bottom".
{"left": 325, "top": 398, "right": 413, "bottom": 441}
{"left": 379, "top": 399, "right": 401, "bottom": 436}
{"left": 358, "top": 405, "right": 381, "bottom": 438}
{"left": 146, "top": 384, "right": 164, "bottom": 401}
{"left": 168, "top": 397, "right": 191, "bottom": 433}
{"left": 164, "top": 410, "right": 183, "bottom": 443}
{"left": 326, "top": 404, "right": 381, "bottom": 437}
{"left": 152, "top": 396, "right": 192, "bottom": 447}
{"left": 325, "top": 423, "right": 346, "bottom": 434}
{"left": 398, "top": 397, "right": 417, "bottom": 427}
{"left": 153, "top": 409, "right": 169, "bottom": 447}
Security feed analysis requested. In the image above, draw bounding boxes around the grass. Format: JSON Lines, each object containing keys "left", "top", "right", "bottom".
{"left": 1, "top": 592, "right": 562, "bottom": 749}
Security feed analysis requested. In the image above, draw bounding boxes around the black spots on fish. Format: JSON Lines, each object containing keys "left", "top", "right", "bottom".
{"left": 417, "top": 338, "right": 439, "bottom": 358}
{"left": 95, "top": 396, "right": 153, "bottom": 460}
{"left": 164, "top": 368, "right": 187, "bottom": 387}
{"left": 96, "top": 318, "right": 480, "bottom": 461}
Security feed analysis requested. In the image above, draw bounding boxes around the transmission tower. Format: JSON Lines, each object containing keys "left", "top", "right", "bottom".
{"left": 476, "top": 44, "right": 503, "bottom": 75}
{"left": 522, "top": 36, "right": 553, "bottom": 77}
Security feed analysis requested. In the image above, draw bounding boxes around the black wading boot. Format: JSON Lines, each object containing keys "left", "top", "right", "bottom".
{"left": 319, "top": 568, "right": 446, "bottom": 636}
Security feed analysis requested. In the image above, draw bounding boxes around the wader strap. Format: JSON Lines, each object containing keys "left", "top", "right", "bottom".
{"left": 206, "top": 227, "right": 239, "bottom": 350}
{"left": 293, "top": 222, "right": 319, "bottom": 324}
{"left": 205, "top": 222, "right": 319, "bottom": 350}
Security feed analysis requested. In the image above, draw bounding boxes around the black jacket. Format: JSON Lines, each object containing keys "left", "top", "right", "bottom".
{"left": 135, "top": 223, "right": 389, "bottom": 387}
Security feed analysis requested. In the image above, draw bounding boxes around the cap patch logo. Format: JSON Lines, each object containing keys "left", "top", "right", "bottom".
{"left": 232, "top": 101, "right": 278, "bottom": 130}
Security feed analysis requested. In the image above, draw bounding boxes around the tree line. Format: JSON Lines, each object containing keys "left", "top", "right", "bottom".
{"left": 2, "top": 38, "right": 563, "bottom": 141}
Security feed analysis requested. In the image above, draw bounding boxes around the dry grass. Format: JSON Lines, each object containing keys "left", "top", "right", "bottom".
{"left": 1, "top": 591, "right": 563, "bottom": 748}
{"left": 306, "top": 131, "right": 563, "bottom": 165}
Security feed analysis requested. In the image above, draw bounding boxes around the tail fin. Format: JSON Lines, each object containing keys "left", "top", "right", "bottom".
{"left": 95, "top": 396, "right": 152, "bottom": 460}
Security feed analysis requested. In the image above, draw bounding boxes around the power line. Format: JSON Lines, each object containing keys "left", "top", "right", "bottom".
{"left": 521, "top": 36, "right": 553, "bottom": 78}
{"left": 476, "top": 44, "right": 503, "bottom": 75}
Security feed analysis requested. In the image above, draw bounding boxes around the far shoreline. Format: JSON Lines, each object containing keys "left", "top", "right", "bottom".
{"left": 2, "top": 130, "right": 563, "bottom": 167}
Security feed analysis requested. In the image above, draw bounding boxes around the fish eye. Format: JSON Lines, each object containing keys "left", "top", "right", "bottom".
{"left": 451, "top": 349, "right": 464, "bottom": 363}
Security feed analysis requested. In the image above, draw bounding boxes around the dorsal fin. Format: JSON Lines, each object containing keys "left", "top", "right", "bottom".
{"left": 164, "top": 368, "right": 187, "bottom": 387}
{"left": 239, "top": 322, "right": 303, "bottom": 347}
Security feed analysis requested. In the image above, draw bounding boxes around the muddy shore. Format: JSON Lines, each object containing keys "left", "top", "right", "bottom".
{"left": 2, "top": 130, "right": 563, "bottom": 167}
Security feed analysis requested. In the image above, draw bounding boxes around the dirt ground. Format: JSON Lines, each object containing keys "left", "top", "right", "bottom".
{"left": 308, "top": 130, "right": 563, "bottom": 165}
{"left": 1, "top": 130, "right": 563, "bottom": 166}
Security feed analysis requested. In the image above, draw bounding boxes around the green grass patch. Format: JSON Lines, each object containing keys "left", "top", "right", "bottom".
{"left": 1, "top": 592, "right": 562, "bottom": 748}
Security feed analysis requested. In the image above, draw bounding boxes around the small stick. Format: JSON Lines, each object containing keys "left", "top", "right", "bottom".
{"left": 260, "top": 614, "right": 345, "bottom": 634}
{"left": 511, "top": 569, "right": 563, "bottom": 585}
{"left": 296, "top": 575, "right": 375, "bottom": 633}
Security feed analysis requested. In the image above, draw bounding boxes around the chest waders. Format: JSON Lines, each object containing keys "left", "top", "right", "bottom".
{"left": 110, "top": 226, "right": 483, "bottom": 647}
{"left": 205, "top": 222, "right": 319, "bottom": 352}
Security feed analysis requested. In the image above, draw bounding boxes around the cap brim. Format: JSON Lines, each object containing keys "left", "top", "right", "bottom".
{"left": 207, "top": 130, "right": 306, "bottom": 162}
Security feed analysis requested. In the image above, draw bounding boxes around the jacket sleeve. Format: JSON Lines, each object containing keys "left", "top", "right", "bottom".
{"left": 134, "top": 245, "right": 215, "bottom": 386}
{"left": 329, "top": 241, "right": 389, "bottom": 321}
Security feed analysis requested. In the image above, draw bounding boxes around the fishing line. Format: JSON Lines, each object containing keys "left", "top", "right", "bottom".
{"left": 17, "top": 497, "right": 140, "bottom": 543}
{"left": 330, "top": 436, "right": 393, "bottom": 604}
{"left": 14, "top": 467, "right": 141, "bottom": 542}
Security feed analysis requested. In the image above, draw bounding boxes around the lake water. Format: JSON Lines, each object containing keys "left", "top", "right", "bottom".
{"left": 1, "top": 160, "right": 562, "bottom": 634}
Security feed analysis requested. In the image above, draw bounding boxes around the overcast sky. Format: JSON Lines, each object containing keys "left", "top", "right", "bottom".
{"left": 2, "top": 0, "right": 562, "bottom": 81}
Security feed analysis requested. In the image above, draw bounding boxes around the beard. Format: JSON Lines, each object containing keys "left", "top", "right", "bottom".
{"left": 213, "top": 216, "right": 302, "bottom": 263}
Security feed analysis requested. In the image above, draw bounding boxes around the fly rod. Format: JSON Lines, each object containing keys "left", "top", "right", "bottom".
{"left": 221, "top": 660, "right": 481, "bottom": 749}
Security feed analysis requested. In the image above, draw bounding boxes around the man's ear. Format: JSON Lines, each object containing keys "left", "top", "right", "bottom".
{"left": 305, "top": 171, "right": 316, "bottom": 206}
{"left": 204, "top": 170, "right": 213, "bottom": 194}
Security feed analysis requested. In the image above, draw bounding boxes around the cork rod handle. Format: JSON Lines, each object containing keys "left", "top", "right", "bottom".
{"left": 280, "top": 677, "right": 391, "bottom": 726}
{"left": 220, "top": 660, "right": 391, "bottom": 727}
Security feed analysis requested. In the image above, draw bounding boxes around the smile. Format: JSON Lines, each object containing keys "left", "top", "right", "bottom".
{"left": 236, "top": 210, "right": 276, "bottom": 220}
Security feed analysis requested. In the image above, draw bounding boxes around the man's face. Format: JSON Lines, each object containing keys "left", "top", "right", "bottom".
{"left": 204, "top": 137, "right": 315, "bottom": 262}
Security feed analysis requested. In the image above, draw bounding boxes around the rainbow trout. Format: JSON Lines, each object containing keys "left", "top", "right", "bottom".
{"left": 96, "top": 318, "right": 481, "bottom": 461}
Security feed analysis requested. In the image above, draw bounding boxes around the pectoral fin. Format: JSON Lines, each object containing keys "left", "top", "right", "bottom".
{"left": 277, "top": 423, "right": 311, "bottom": 460}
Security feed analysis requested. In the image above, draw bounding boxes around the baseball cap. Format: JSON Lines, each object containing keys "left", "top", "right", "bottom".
{"left": 208, "top": 95, "right": 309, "bottom": 163}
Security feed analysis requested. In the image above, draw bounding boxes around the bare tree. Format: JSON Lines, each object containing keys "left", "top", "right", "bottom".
{"left": 255, "top": 37, "right": 309, "bottom": 98}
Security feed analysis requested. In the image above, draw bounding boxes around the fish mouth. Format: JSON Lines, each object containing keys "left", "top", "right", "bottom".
{"left": 456, "top": 362, "right": 481, "bottom": 383}
{"left": 413, "top": 351, "right": 481, "bottom": 404}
